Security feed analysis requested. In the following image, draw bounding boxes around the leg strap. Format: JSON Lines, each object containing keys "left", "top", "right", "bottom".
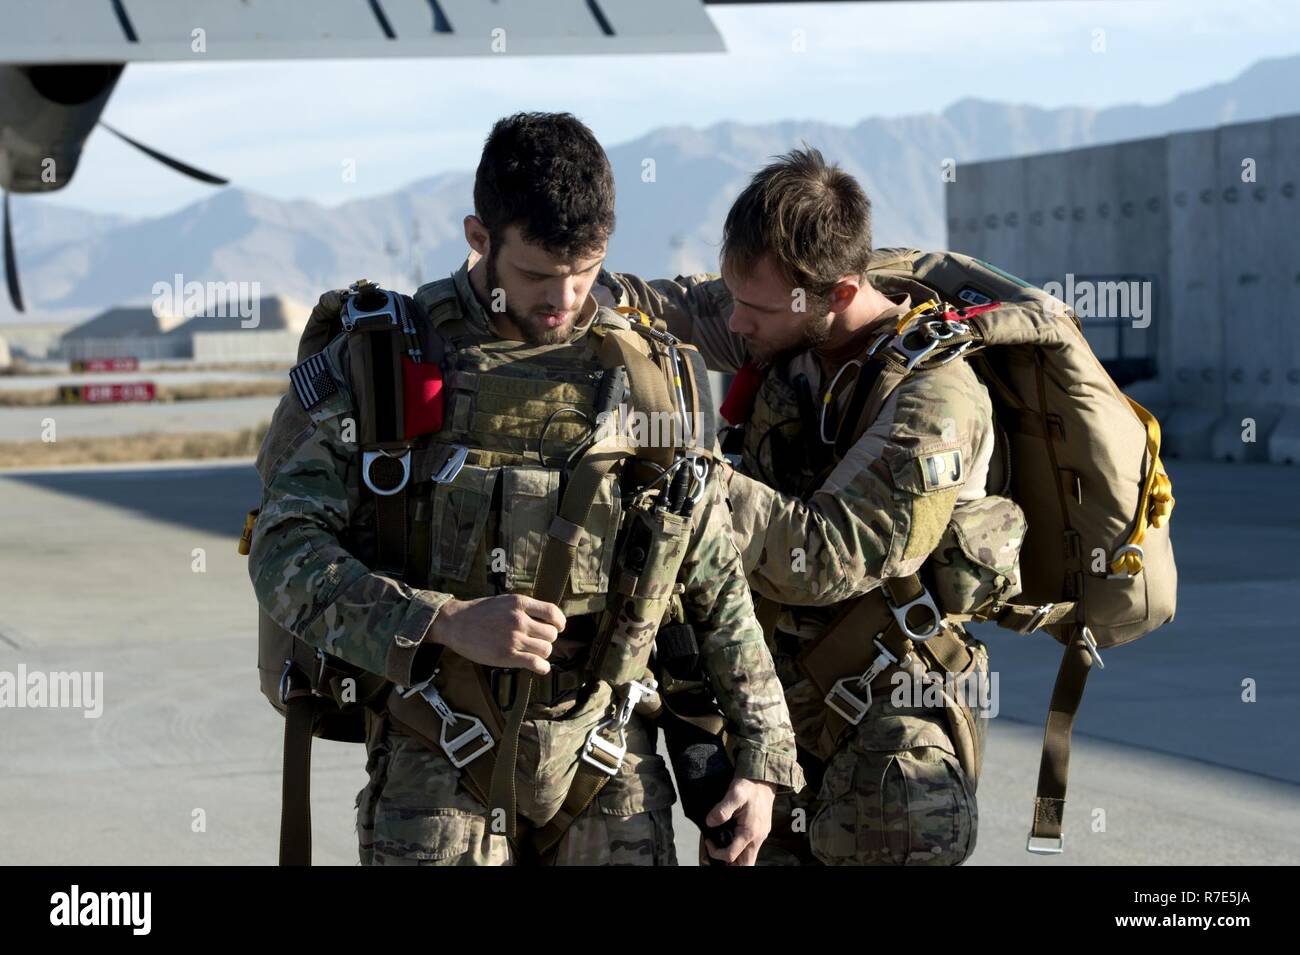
{"left": 1027, "top": 626, "right": 1094, "bottom": 854}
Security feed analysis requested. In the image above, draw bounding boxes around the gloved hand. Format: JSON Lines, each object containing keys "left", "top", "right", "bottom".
{"left": 297, "top": 289, "right": 347, "bottom": 362}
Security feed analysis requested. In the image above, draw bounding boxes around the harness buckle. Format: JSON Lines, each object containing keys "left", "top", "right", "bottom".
{"left": 1079, "top": 626, "right": 1105, "bottom": 670}
{"left": 362, "top": 448, "right": 411, "bottom": 496}
{"left": 310, "top": 648, "right": 328, "bottom": 698}
{"left": 885, "top": 586, "right": 943, "bottom": 642}
{"left": 888, "top": 316, "right": 973, "bottom": 372}
{"left": 889, "top": 329, "right": 941, "bottom": 371}
{"left": 931, "top": 340, "right": 974, "bottom": 367}
{"left": 342, "top": 284, "right": 401, "bottom": 333}
{"left": 1021, "top": 602, "right": 1056, "bottom": 634}
{"left": 277, "top": 659, "right": 296, "bottom": 705}
{"left": 825, "top": 677, "right": 872, "bottom": 726}
{"left": 401, "top": 679, "right": 494, "bottom": 769}
{"left": 1026, "top": 833, "right": 1064, "bottom": 855}
{"left": 823, "top": 638, "right": 899, "bottom": 725}
{"left": 432, "top": 444, "right": 469, "bottom": 484}
{"left": 581, "top": 726, "right": 628, "bottom": 776}
{"left": 580, "top": 679, "right": 657, "bottom": 776}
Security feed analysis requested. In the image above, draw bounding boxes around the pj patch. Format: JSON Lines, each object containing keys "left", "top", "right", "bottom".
{"left": 918, "top": 449, "right": 963, "bottom": 491}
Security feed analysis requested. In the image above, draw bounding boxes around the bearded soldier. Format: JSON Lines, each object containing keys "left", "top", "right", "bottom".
{"left": 602, "top": 148, "right": 1015, "bottom": 865}
{"left": 248, "top": 113, "right": 802, "bottom": 866}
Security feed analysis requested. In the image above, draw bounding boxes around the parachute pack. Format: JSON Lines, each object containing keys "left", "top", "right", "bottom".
{"left": 810, "top": 248, "right": 1178, "bottom": 853}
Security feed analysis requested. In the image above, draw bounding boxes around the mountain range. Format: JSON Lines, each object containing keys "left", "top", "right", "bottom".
{"left": 8, "top": 52, "right": 1300, "bottom": 325}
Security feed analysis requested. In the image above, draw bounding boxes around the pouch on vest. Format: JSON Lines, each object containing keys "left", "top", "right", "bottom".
{"left": 926, "top": 495, "right": 1026, "bottom": 617}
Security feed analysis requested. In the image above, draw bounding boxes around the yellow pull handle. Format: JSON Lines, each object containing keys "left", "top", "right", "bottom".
{"left": 1109, "top": 397, "right": 1175, "bottom": 577}
{"left": 237, "top": 509, "right": 259, "bottom": 556}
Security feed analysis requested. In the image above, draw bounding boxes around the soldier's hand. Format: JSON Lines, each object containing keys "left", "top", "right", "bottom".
{"left": 702, "top": 777, "right": 777, "bottom": 866}
{"left": 428, "top": 595, "right": 565, "bottom": 675}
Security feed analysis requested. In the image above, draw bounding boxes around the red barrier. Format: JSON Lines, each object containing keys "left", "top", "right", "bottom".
{"left": 60, "top": 382, "right": 157, "bottom": 404}
{"left": 72, "top": 357, "right": 140, "bottom": 373}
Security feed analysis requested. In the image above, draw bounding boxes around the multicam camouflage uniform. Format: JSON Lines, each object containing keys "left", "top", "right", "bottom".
{"left": 249, "top": 259, "right": 803, "bottom": 866}
{"left": 601, "top": 257, "right": 1004, "bottom": 865}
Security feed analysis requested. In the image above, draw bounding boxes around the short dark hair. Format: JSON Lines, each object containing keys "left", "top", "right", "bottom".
{"left": 721, "top": 146, "right": 873, "bottom": 300}
{"left": 473, "top": 111, "right": 615, "bottom": 259}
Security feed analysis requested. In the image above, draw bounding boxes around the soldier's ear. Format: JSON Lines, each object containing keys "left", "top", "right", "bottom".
{"left": 829, "top": 279, "right": 859, "bottom": 314}
{"left": 464, "top": 215, "right": 490, "bottom": 256}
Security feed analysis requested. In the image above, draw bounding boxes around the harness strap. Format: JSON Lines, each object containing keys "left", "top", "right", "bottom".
{"left": 490, "top": 322, "right": 698, "bottom": 851}
{"left": 279, "top": 636, "right": 321, "bottom": 866}
{"left": 1028, "top": 626, "right": 1095, "bottom": 853}
{"left": 351, "top": 325, "right": 411, "bottom": 578}
{"left": 488, "top": 438, "right": 630, "bottom": 845}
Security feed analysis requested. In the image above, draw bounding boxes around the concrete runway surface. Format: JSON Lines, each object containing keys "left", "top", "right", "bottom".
{"left": 0, "top": 459, "right": 1296, "bottom": 866}
{"left": 0, "top": 397, "right": 281, "bottom": 442}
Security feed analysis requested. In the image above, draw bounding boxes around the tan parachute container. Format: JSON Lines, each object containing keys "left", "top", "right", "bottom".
{"left": 856, "top": 248, "right": 1177, "bottom": 852}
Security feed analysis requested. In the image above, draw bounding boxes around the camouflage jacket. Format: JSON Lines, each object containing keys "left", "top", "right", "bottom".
{"left": 599, "top": 264, "right": 1002, "bottom": 748}
{"left": 248, "top": 260, "right": 803, "bottom": 794}
{"left": 601, "top": 266, "right": 998, "bottom": 605}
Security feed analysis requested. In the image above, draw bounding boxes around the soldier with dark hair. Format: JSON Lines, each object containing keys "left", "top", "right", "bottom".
{"left": 249, "top": 113, "right": 802, "bottom": 866}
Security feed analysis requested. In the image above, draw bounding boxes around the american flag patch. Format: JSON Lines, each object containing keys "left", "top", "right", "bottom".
{"left": 289, "top": 352, "right": 339, "bottom": 410}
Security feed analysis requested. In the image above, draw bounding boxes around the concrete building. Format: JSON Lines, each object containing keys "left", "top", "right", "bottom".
{"left": 60, "top": 296, "right": 307, "bottom": 364}
{"left": 0, "top": 322, "right": 76, "bottom": 361}
{"left": 59, "top": 305, "right": 187, "bottom": 361}
{"left": 946, "top": 113, "right": 1300, "bottom": 464}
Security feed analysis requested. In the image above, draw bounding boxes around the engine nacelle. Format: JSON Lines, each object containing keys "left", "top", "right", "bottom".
{"left": 0, "top": 63, "right": 123, "bottom": 193}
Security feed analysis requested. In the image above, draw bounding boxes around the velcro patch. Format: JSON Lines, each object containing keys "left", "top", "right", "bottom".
{"left": 918, "top": 448, "right": 964, "bottom": 491}
{"left": 289, "top": 352, "right": 338, "bottom": 411}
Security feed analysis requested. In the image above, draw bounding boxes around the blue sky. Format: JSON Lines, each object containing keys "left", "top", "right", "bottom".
{"left": 43, "top": 0, "right": 1300, "bottom": 219}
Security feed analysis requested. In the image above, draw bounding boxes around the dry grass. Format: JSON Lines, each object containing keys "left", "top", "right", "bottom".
{"left": 0, "top": 379, "right": 287, "bottom": 407}
{"left": 0, "top": 423, "right": 270, "bottom": 469}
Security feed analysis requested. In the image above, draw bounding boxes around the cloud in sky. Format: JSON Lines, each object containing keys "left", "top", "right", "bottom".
{"left": 32, "top": 0, "right": 1300, "bottom": 219}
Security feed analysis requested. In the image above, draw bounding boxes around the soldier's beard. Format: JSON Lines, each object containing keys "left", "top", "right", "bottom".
{"left": 751, "top": 310, "right": 833, "bottom": 363}
{"left": 800, "top": 311, "right": 833, "bottom": 351}
{"left": 486, "top": 252, "right": 577, "bottom": 345}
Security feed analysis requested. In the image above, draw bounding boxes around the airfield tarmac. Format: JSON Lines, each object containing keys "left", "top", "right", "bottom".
{"left": 0, "top": 458, "right": 1296, "bottom": 866}
{"left": 0, "top": 397, "right": 281, "bottom": 441}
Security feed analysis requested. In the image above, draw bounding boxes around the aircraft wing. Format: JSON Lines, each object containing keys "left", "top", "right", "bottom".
{"left": 0, "top": 0, "right": 725, "bottom": 64}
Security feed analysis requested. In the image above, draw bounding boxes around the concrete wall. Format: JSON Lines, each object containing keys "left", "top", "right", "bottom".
{"left": 1164, "top": 128, "right": 1223, "bottom": 458}
{"left": 61, "top": 337, "right": 185, "bottom": 362}
{"left": 191, "top": 331, "right": 300, "bottom": 363}
{"left": 947, "top": 112, "right": 1300, "bottom": 464}
{"left": 1267, "top": 114, "right": 1300, "bottom": 464}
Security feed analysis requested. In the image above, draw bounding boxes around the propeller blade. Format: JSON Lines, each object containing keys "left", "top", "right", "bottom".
{"left": 98, "top": 122, "right": 229, "bottom": 186}
{"left": 3, "top": 190, "right": 24, "bottom": 313}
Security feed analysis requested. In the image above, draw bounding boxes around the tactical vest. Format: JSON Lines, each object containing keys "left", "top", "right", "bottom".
{"left": 250, "top": 279, "right": 719, "bottom": 863}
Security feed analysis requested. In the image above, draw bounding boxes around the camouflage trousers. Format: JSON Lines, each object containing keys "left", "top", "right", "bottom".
{"left": 356, "top": 715, "right": 678, "bottom": 866}
{"left": 760, "top": 638, "right": 990, "bottom": 866}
